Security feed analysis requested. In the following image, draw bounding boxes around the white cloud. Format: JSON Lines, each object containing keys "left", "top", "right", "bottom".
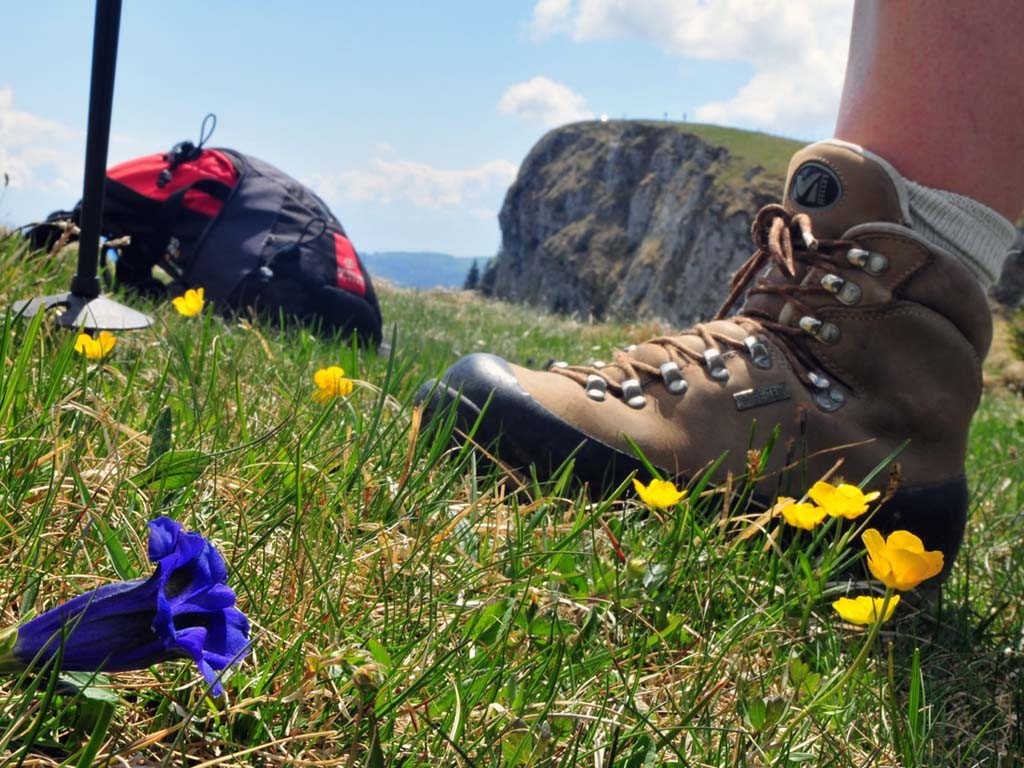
{"left": 0, "top": 87, "right": 75, "bottom": 145}
{"left": 309, "top": 156, "right": 518, "bottom": 210}
{"left": 530, "top": 0, "right": 574, "bottom": 40}
{"left": 0, "top": 86, "right": 81, "bottom": 192}
{"left": 528, "top": 0, "right": 853, "bottom": 136}
{"left": 498, "top": 76, "right": 594, "bottom": 127}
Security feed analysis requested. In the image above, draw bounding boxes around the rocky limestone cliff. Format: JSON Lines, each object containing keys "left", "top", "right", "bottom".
{"left": 486, "top": 120, "right": 1024, "bottom": 324}
{"left": 484, "top": 121, "right": 799, "bottom": 326}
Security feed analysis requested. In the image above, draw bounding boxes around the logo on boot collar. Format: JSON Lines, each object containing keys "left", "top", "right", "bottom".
{"left": 790, "top": 161, "right": 841, "bottom": 210}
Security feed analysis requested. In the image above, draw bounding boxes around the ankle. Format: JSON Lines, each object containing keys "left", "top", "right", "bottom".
{"left": 820, "top": 138, "right": 1017, "bottom": 289}
{"left": 903, "top": 181, "right": 1017, "bottom": 289}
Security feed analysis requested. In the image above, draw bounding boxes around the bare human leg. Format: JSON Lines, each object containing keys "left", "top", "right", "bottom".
{"left": 836, "top": 0, "right": 1024, "bottom": 221}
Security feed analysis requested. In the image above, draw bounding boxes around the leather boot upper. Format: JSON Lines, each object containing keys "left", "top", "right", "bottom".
{"left": 492, "top": 141, "right": 993, "bottom": 494}
{"left": 420, "top": 141, "right": 994, "bottom": 566}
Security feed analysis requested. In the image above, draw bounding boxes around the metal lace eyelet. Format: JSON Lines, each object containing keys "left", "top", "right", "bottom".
{"left": 799, "top": 316, "right": 841, "bottom": 344}
{"left": 743, "top": 335, "right": 772, "bottom": 369}
{"left": 847, "top": 248, "right": 869, "bottom": 268}
{"left": 813, "top": 387, "right": 847, "bottom": 412}
{"left": 702, "top": 349, "right": 729, "bottom": 381}
{"left": 808, "top": 371, "right": 845, "bottom": 410}
{"left": 820, "top": 273, "right": 862, "bottom": 305}
{"left": 847, "top": 248, "right": 888, "bottom": 276}
{"left": 808, "top": 371, "right": 831, "bottom": 390}
{"left": 550, "top": 360, "right": 569, "bottom": 369}
{"left": 659, "top": 361, "right": 688, "bottom": 394}
{"left": 621, "top": 378, "right": 646, "bottom": 408}
{"left": 866, "top": 253, "right": 889, "bottom": 275}
{"left": 585, "top": 374, "right": 607, "bottom": 402}
{"left": 590, "top": 360, "right": 606, "bottom": 369}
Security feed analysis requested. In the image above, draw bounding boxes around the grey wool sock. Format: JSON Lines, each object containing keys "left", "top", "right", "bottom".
{"left": 902, "top": 181, "right": 1017, "bottom": 289}
{"left": 823, "top": 138, "right": 1017, "bottom": 289}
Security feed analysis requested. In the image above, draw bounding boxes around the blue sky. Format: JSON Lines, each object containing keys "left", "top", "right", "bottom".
{"left": 1, "top": 1, "right": 853, "bottom": 257}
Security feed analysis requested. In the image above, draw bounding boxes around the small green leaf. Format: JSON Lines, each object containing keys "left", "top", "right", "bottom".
{"left": 788, "top": 752, "right": 818, "bottom": 762}
{"left": 69, "top": 679, "right": 117, "bottom": 768}
{"left": 801, "top": 671, "right": 821, "bottom": 695}
{"left": 0, "top": 625, "right": 22, "bottom": 673}
{"left": 501, "top": 718, "right": 536, "bottom": 766}
{"left": 742, "top": 697, "right": 767, "bottom": 731}
{"left": 470, "top": 599, "right": 515, "bottom": 645}
{"left": 763, "top": 695, "right": 786, "bottom": 729}
{"left": 645, "top": 612, "right": 684, "bottom": 649}
{"left": 642, "top": 562, "right": 669, "bottom": 594}
{"left": 366, "top": 638, "right": 392, "bottom": 670}
{"left": 147, "top": 407, "right": 173, "bottom": 465}
{"left": 789, "top": 657, "right": 810, "bottom": 685}
{"left": 788, "top": 656, "right": 821, "bottom": 695}
{"left": 740, "top": 694, "right": 785, "bottom": 734}
{"left": 135, "top": 449, "right": 211, "bottom": 490}
{"left": 58, "top": 671, "right": 118, "bottom": 703}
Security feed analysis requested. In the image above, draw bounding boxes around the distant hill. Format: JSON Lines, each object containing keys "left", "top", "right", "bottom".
{"left": 360, "top": 251, "right": 488, "bottom": 290}
{"left": 487, "top": 120, "right": 804, "bottom": 325}
{"left": 488, "top": 119, "right": 1024, "bottom": 320}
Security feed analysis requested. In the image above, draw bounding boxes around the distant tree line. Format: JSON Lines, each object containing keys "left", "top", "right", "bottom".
{"left": 463, "top": 257, "right": 497, "bottom": 295}
{"left": 463, "top": 259, "right": 480, "bottom": 290}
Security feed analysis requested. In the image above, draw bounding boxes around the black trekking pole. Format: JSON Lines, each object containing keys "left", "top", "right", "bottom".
{"left": 13, "top": 0, "right": 152, "bottom": 330}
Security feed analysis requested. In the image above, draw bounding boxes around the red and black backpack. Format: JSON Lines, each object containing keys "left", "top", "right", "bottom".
{"left": 32, "top": 125, "right": 383, "bottom": 345}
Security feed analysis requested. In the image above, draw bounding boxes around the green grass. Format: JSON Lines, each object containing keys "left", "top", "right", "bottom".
{"left": 667, "top": 122, "right": 803, "bottom": 186}
{"left": 1, "top": 234, "right": 1023, "bottom": 767}
{"left": 622, "top": 120, "right": 804, "bottom": 197}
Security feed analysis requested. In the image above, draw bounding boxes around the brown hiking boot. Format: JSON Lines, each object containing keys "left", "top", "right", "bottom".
{"left": 417, "top": 141, "right": 993, "bottom": 568}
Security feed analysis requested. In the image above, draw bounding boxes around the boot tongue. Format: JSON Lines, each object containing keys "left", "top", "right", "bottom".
{"left": 783, "top": 140, "right": 910, "bottom": 239}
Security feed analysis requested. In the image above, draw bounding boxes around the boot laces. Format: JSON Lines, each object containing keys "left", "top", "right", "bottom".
{"left": 551, "top": 205, "right": 857, "bottom": 401}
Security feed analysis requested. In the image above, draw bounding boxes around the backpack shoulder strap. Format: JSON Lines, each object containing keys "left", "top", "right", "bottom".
{"left": 154, "top": 178, "right": 234, "bottom": 279}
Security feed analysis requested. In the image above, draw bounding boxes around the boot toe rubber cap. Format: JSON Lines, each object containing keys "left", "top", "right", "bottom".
{"left": 415, "top": 353, "right": 640, "bottom": 487}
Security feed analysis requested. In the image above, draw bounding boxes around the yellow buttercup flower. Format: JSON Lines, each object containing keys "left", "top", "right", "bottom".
{"left": 172, "top": 287, "right": 205, "bottom": 317}
{"left": 862, "top": 528, "right": 944, "bottom": 591}
{"left": 808, "top": 481, "right": 880, "bottom": 520}
{"left": 312, "top": 366, "right": 354, "bottom": 403}
{"left": 775, "top": 496, "right": 827, "bottom": 530}
{"left": 74, "top": 331, "right": 116, "bottom": 360}
{"left": 832, "top": 594, "right": 900, "bottom": 625}
{"left": 632, "top": 478, "right": 687, "bottom": 508}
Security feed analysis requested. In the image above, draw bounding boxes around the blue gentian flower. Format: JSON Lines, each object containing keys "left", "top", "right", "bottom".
{"left": 3, "top": 517, "right": 249, "bottom": 696}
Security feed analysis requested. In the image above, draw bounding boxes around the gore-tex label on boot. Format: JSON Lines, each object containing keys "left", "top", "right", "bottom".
{"left": 733, "top": 382, "right": 790, "bottom": 411}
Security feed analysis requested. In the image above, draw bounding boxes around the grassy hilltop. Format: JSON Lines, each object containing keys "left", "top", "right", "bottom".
{"left": 549, "top": 120, "right": 804, "bottom": 200}
{"left": 648, "top": 121, "right": 804, "bottom": 193}
{"left": 1, "top": 233, "right": 1023, "bottom": 767}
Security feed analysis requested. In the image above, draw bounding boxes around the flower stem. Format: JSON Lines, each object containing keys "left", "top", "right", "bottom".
{"left": 786, "top": 588, "right": 896, "bottom": 735}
